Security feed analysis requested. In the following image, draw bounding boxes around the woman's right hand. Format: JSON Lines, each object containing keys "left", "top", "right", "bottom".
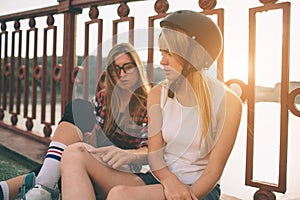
{"left": 88, "top": 146, "right": 136, "bottom": 170}
{"left": 161, "top": 178, "right": 198, "bottom": 200}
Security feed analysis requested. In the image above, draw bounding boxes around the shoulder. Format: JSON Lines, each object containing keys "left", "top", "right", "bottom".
{"left": 95, "top": 89, "right": 106, "bottom": 103}
{"left": 224, "top": 87, "right": 242, "bottom": 118}
{"left": 214, "top": 84, "right": 242, "bottom": 123}
{"left": 205, "top": 75, "right": 241, "bottom": 109}
{"left": 147, "top": 84, "right": 163, "bottom": 108}
{"left": 148, "top": 84, "right": 162, "bottom": 102}
{"left": 226, "top": 87, "right": 242, "bottom": 107}
{"left": 149, "top": 84, "right": 162, "bottom": 96}
{"left": 99, "top": 89, "right": 106, "bottom": 97}
{"left": 93, "top": 89, "right": 107, "bottom": 111}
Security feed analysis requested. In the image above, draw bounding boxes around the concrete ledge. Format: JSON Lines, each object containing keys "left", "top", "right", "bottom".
{"left": 0, "top": 127, "right": 48, "bottom": 164}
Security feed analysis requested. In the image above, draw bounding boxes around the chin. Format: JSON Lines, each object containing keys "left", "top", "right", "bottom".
{"left": 117, "top": 83, "right": 135, "bottom": 91}
{"left": 166, "top": 75, "right": 180, "bottom": 82}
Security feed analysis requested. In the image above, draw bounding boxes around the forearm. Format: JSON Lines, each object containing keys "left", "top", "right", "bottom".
{"left": 149, "top": 152, "right": 181, "bottom": 186}
{"left": 152, "top": 166, "right": 197, "bottom": 200}
{"left": 191, "top": 168, "right": 222, "bottom": 198}
{"left": 153, "top": 167, "right": 180, "bottom": 185}
{"left": 126, "top": 147, "right": 148, "bottom": 165}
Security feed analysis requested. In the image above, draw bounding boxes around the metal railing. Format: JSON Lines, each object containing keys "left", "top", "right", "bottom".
{"left": 0, "top": 0, "right": 299, "bottom": 199}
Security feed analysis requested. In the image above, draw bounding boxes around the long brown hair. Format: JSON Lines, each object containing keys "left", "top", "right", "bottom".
{"left": 103, "top": 43, "right": 151, "bottom": 135}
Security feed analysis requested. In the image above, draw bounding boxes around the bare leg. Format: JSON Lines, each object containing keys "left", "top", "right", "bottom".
{"left": 6, "top": 175, "right": 25, "bottom": 200}
{"left": 7, "top": 99, "right": 95, "bottom": 199}
{"left": 61, "top": 143, "right": 145, "bottom": 200}
{"left": 52, "top": 121, "right": 83, "bottom": 145}
{"left": 107, "top": 184, "right": 165, "bottom": 200}
{"left": 3, "top": 122, "right": 82, "bottom": 200}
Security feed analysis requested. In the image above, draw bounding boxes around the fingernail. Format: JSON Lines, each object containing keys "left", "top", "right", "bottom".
{"left": 88, "top": 149, "right": 94, "bottom": 153}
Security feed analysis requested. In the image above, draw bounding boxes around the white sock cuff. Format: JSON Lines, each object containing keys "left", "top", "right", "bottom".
{"left": 0, "top": 181, "right": 9, "bottom": 200}
{"left": 49, "top": 141, "right": 67, "bottom": 149}
{"left": 46, "top": 141, "right": 67, "bottom": 162}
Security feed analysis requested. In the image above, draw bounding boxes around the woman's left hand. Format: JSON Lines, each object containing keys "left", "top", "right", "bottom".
{"left": 88, "top": 146, "right": 136, "bottom": 169}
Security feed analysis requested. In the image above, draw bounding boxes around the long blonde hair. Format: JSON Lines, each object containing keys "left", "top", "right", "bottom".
{"left": 159, "top": 28, "right": 212, "bottom": 138}
{"left": 104, "top": 43, "right": 151, "bottom": 135}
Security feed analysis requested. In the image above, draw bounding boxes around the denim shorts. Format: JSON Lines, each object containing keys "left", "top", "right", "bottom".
{"left": 136, "top": 172, "right": 220, "bottom": 199}
{"left": 203, "top": 184, "right": 220, "bottom": 200}
{"left": 135, "top": 171, "right": 160, "bottom": 185}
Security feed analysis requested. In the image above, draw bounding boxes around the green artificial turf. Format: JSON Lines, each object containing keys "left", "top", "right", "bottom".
{"left": 0, "top": 145, "right": 39, "bottom": 181}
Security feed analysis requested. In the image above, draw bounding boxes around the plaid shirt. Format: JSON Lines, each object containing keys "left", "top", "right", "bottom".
{"left": 92, "top": 90, "right": 148, "bottom": 149}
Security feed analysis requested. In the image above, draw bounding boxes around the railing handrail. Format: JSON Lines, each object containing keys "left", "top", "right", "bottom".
{"left": 0, "top": 6, "right": 58, "bottom": 22}
{"left": 70, "top": 0, "right": 146, "bottom": 10}
{"left": 0, "top": 0, "right": 146, "bottom": 23}
{"left": 0, "top": 1, "right": 299, "bottom": 199}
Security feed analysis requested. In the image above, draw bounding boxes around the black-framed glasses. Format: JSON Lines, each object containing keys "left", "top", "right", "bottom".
{"left": 112, "top": 62, "right": 137, "bottom": 75}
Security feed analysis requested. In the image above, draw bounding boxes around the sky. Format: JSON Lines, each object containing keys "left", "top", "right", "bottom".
{"left": 0, "top": 0, "right": 299, "bottom": 87}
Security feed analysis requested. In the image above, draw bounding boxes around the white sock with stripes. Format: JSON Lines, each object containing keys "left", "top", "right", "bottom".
{"left": 36, "top": 141, "right": 66, "bottom": 189}
{"left": 0, "top": 181, "right": 9, "bottom": 200}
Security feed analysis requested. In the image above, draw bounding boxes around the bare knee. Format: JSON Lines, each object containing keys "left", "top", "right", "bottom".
{"left": 107, "top": 185, "right": 133, "bottom": 200}
{"left": 52, "top": 122, "right": 83, "bottom": 144}
{"left": 61, "top": 143, "right": 89, "bottom": 168}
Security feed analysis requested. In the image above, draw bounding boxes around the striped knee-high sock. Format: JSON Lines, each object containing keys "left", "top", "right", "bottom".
{"left": 36, "top": 141, "right": 66, "bottom": 189}
{"left": 0, "top": 181, "right": 9, "bottom": 200}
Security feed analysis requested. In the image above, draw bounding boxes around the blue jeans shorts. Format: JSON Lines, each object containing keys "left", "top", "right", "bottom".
{"left": 136, "top": 172, "right": 220, "bottom": 199}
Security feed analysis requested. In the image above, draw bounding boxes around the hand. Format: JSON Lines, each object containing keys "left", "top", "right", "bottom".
{"left": 162, "top": 178, "right": 198, "bottom": 200}
{"left": 88, "top": 146, "right": 136, "bottom": 170}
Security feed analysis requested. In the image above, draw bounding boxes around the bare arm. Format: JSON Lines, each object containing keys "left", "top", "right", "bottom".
{"left": 147, "top": 85, "right": 197, "bottom": 200}
{"left": 191, "top": 89, "right": 242, "bottom": 198}
{"left": 88, "top": 145, "right": 148, "bottom": 170}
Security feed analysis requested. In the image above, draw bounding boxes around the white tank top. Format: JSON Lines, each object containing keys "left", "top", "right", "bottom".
{"left": 160, "top": 76, "right": 225, "bottom": 184}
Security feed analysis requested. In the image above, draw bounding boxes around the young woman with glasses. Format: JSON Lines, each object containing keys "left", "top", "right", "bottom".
{"left": 0, "top": 43, "right": 151, "bottom": 200}
{"left": 59, "top": 42, "right": 156, "bottom": 199}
